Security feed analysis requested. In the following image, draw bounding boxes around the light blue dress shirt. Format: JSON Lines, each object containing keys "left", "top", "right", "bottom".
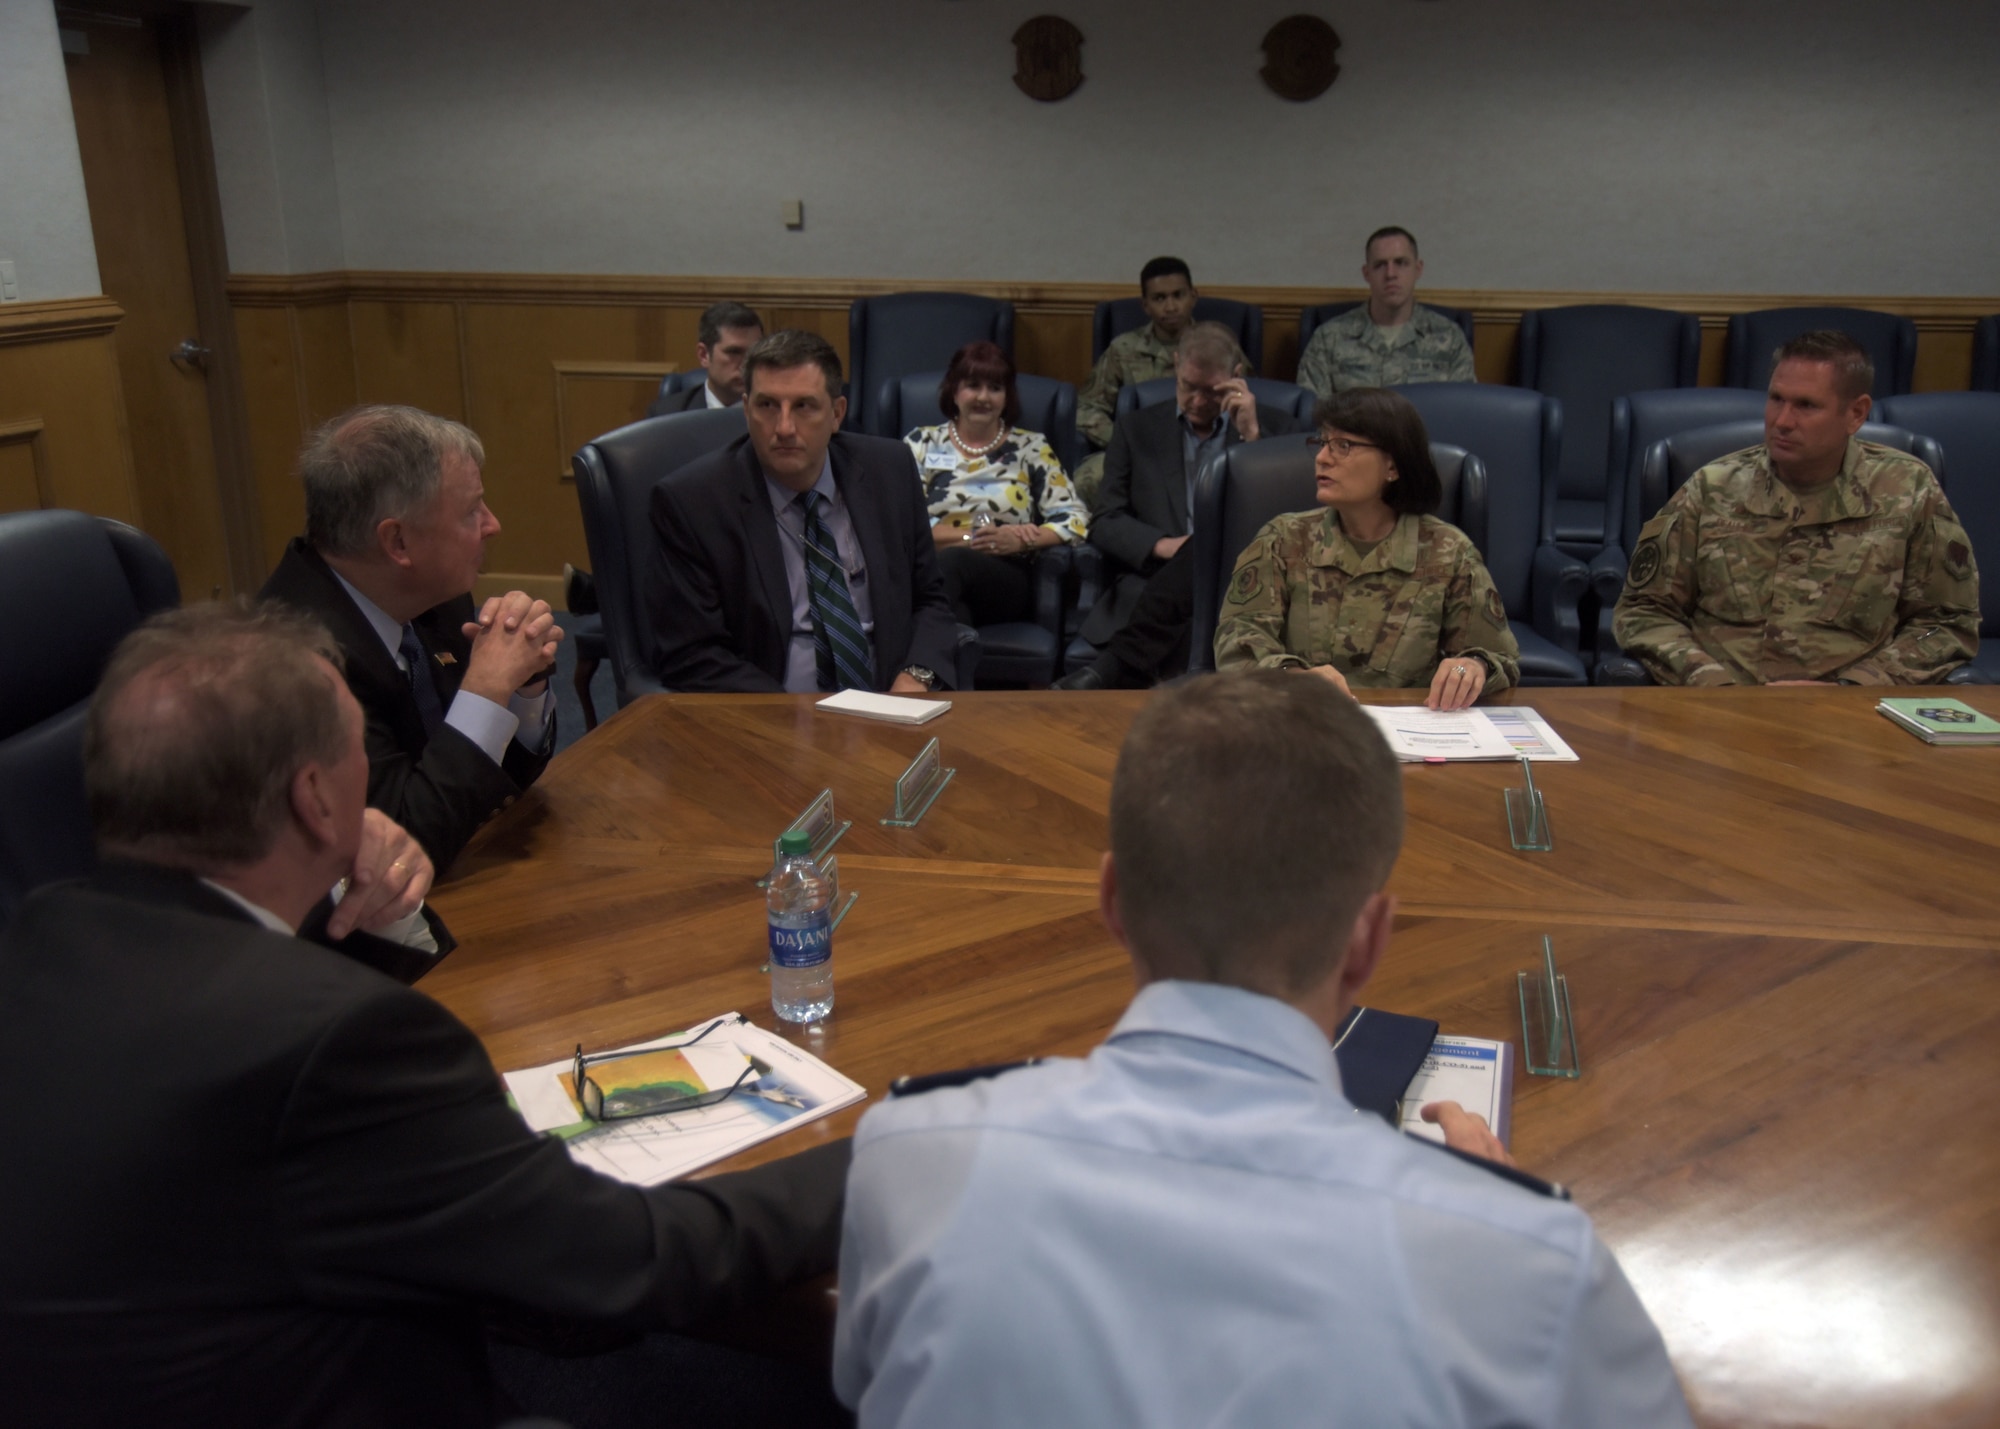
{"left": 835, "top": 979, "right": 1692, "bottom": 1429}
{"left": 764, "top": 458, "right": 876, "bottom": 693}
{"left": 330, "top": 570, "right": 552, "bottom": 764}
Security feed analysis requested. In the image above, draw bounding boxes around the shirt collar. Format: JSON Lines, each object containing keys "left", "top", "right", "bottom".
{"left": 1107, "top": 980, "right": 1342, "bottom": 1094}
{"left": 764, "top": 455, "right": 836, "bottom": 516}
{"left": 1176, "top": 407, "right": 1225, "bottom": 444}
{"left": 1310, "top": 509, "right": 1419, "bottom": 573}
{"left": 1749, "top": 438, "right": 1872, "bottom": 522}
{"left": 329, "top": 566, "right": 407, "bottom": 662}
{"left": 198, "top": 878, "right": 296, "bottom": 935}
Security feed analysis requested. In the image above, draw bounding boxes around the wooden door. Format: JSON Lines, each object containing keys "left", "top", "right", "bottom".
{"left": 63, "top": 11, "right": 237, "bottom": 598}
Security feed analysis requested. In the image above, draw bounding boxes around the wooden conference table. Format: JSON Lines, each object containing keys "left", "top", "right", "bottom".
{"left": 425, "top": 686, "right": 2000, "bottom": 1429}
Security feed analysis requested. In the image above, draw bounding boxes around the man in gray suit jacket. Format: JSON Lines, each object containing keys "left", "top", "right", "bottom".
{"left": 646, "top": 300, "right": 765, "bottom": 417}
{"left": 1061, "top": 324, "right": 1303, "bottom": 689}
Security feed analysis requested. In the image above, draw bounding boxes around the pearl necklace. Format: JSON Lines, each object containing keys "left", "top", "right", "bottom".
{"left": 949, "top": 420, "right": 1006, "bottom": 458}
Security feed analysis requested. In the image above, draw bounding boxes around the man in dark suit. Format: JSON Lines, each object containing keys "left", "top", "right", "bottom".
{"left": 1060, "top": 323, "right": 1304, "bottom": 688}
{"left": 261, "top": 405, "right": 559, "bottom": 873}
{"left": 646, "top": 329, "right": 960, "bottom": 693}
{"left": 0, "top": 603, "right": 847, "bottom": 1429}
{"left": 646, "top": 299, "right": 765, "bottom": 417}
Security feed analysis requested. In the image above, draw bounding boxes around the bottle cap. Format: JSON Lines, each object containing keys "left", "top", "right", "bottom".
{"left": 778, "top": 829, "right": 814, "bottom": 856}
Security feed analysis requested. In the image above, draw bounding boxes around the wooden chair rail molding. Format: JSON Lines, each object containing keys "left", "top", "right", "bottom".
{"left": 0, "top": 295, "right": 127, "bottom": 348}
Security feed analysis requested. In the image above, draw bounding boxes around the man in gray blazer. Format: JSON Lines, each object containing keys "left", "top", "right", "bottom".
{"left": 1061, "top": 323, "right": 1303, "bottom": 689}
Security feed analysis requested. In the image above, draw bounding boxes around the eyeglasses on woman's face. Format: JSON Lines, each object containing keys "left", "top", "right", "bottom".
{"left": 1306, "top": 433, "right": 1383, "bottom": 460}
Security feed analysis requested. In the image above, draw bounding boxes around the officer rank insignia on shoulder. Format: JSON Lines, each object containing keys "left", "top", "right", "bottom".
{"left": 1628, "top": 537, "right": 1664, "bottom": 589}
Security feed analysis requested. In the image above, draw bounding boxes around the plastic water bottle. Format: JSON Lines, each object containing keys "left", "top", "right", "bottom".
{"left": 767, "top": 829, "right": 834, "bottom": 1024}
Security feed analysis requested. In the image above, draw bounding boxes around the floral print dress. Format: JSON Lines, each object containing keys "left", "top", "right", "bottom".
{"left": 902, "top": 425, "right": 1090, "bottom": 544}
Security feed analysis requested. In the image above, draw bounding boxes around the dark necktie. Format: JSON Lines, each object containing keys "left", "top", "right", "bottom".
{"left": 399, "top": 623, "right": 446, "bottom": 737}
{"left": 799, "top": 493, "right": 872, "bottom": 692}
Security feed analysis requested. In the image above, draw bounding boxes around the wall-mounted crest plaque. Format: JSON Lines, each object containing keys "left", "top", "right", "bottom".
{"left": 1260, "top": 15, "right": 1341, "bottom": 102}
{"left": 1013, "top": 15, "right": 1084, "bottom": 102}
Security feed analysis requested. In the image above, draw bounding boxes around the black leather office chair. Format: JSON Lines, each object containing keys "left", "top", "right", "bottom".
{"left": 1187, "top": 434, "right": 1484, "bottom": 673}
{"left": 1298, "top": 301, "right": 1476, "bottom": 352}
{"left": 1092, "top": 298, "right": 1263, "bottom": 370}
{"left": 1596, "top": 418, "right": 1948, "bottom": 685}
{"left": 0, "top": 511, "right": 179, "bottom": 931}
{"left": 872, "top": 372, "right": 1082, "bottom": 686}
{"left": 1724, "top": 307, "right": 1917, "bottom": 398}
{"left": 876, "top": 371, "right": 1082, "bottom": 478}
{"left": 1518, "top": 305, "right": 1701, "bottom": 556}
{"left": 650, "top": 368, "right": 708, "bottom": 408}
{"left": 849, "top": 293, "right": 1015, "bottom": 437}
{"left": 1972, "top": 316, "right": 2000, "bottom": 393}
{"left": 1391, "top": 383, "right": 1589, "bottom": 684}
{"left": 574, "top": 408, "right": 979, "bottom": 698}
{"left": 1112, "top": 375, "right": 1318, "bottom": 426}
{"left": 1879, "top": 393, "right": 2000, "bottom": 683}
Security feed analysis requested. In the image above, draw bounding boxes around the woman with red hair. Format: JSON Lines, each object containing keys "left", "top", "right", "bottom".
{"left": 903, "top": 341, "right": 1088, "bottom": 627}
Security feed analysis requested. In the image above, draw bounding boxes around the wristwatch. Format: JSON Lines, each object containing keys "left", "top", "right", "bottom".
{"left": 902, "top": 665, "right": 938, "bottom": 690}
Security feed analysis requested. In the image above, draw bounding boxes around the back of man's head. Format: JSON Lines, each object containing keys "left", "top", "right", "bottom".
{"left": 86, "top": 603, "right": 349, "bottom": 873}
{"left": 1109, "top": 671, "right": 1403, "bottom": 999}
{"left": 743, "top": 328, "right": 845, "bottom": 400}
{"left": 1176, "top": 321, "right": 1248, "bottom": 378}
{"left": 698, "top": 300, "right": 763, "bottom": 349}
{"left": 301, "top": 404, "right": 484, "bottom": 559}
{"left": 1772, "top": 329, "right": 1874, "bottom": 403}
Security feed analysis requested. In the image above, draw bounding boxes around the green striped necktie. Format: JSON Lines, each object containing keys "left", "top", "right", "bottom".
{"left": 800, "top": 491, "right": 872, "bottom": 692}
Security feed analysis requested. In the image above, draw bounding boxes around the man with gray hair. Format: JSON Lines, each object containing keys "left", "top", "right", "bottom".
{"left": 261, "top": 404, "right": 560, "bottom": 871}
{"left": 1059, "top": 322, "right": 1302, "bottom": 688}
{"left": 834, "top": 671, "right": 1691, "bottom": 1427}
{"left": 0, "top": 603, "right": 848, "bottom": 1428}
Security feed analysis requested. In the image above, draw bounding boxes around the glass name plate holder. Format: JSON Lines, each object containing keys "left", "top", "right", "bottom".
{"left": 1504, "top": 755, "right": 1553, "bottom": 852}
{"left": 1517, "top": 935, "right": 1581, "bottom": 1078}
{"left": 881, "top": 738, "right": 955, "bottom": 828}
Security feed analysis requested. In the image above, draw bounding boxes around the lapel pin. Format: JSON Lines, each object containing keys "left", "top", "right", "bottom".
{"left": 434, "top": 651, "right": 458, "bottom": 666}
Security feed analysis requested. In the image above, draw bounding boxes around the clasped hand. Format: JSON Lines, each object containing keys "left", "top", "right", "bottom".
{"left": 459, "top": 590, "right": 563, "bottom": 703}
{"left": 326, "top": 809, "right": 434, "bottom": 940}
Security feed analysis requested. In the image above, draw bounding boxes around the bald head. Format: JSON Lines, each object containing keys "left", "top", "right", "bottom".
{"left": 87, "top": 604, "right": 354, "bottom": 872}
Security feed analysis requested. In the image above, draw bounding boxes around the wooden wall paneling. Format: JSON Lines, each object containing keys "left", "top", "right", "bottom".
{"left": 231, "top": 305, "right": 309, "bottom": 575}
{"left": 1912, "top": 326, "right": 1974, "bottom": 393}
{"left": 552, "top": 360, "right": 676, "bottom": 475}
{"left": 291, "top": 301, "right": 359, "bottom": 426}
{"left": 348, "top": 301, "right": 467, "bottom": 418}
{"left": 0, "top": 420, "right": 50, "bottom": 513}
{"left": 1012, "top": 308, "right": 1092, "bottom": 390}
{"left": 0, "top": 304, "right": 142, "bottom": 524}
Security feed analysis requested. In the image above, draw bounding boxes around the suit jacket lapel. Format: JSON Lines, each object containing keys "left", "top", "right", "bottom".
{"left": 737, "top": 442, "right": 796, "bottom": 655}
{"left": 273, "top": 542, "right": 423, "bottom": 745}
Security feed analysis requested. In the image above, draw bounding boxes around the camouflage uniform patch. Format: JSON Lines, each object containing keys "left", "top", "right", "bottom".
{"left": 1076, "top": 325, "right": 1178, "bottom": 451}
{"left": 1611, "top": 439, "right": 1982, "bottom": 685}
{"left": 1296, "top": 304, "right": 1476, "bottom": 399}
{"left": 1213, "top": 509, "right": 1520, "bottom": 690}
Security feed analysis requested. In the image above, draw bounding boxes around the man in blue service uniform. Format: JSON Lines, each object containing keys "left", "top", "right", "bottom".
{"left": 833, "top": 671, "right": 1691, "bottom": 1427}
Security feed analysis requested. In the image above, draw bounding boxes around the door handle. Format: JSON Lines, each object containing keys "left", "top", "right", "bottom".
{"left": 170, "top": 339, "right": 211, "bottom": 372}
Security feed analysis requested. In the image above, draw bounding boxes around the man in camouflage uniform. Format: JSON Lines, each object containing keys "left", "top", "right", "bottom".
{"left": 1296, "top": 228, "right": 1475, "bottom": 398}
{"left": 1072, "top": 257, "right": 1200, "bottom": 504}
{"left": 1613, "top": 330, "right": 1979, "bottom": 685}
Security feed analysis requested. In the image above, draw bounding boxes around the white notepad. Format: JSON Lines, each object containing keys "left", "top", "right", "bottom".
{"left": 816, "top": 690, "right": 951, "bottom": 724}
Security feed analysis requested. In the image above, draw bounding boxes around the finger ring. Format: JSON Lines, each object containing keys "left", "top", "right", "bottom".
{"left": 1455, "top": 664, "right": 1467, "bottom": 675}
{"left": 390, "top": 860, "right": 407, "bottom": 873}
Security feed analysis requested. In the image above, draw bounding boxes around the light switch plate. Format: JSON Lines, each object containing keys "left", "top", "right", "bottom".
{"left": 0, "top": 261, "right": 19, "bottom": 302}
{"left": 783, "top": 199, "right": 804, "bottom": 230}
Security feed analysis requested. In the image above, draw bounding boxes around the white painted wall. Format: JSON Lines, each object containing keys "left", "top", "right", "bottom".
{"left": 217, "top": 0, "right": 2000, "bottom": 294}
{"left": 0, "top": 0, "right": 100, "bottom": 300}
{"left": 199, "top": 0, "right": 346, "bottom": 274}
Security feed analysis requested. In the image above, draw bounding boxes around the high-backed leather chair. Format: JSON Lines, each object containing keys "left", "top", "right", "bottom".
{"left": 1391, "top": 383, "right": 1588, "bottom": 683}
{"left": 871, "top": 371, "right": 1082, "bottom": 686}
{"left": 1092, "top": 298, "right": 1263, "bottom": 370}
{"left": 1724, "top": 307, "right": 1917, "bottom": 398}
{"left": 1113, "top": 375, "right": 1318, "bottom": 426}
{"left": 650, "top": 368, "right": 708, "bottom": 408}
{"left": 1298, "top": 300, "right": 1476, "bottom": 353}
{"left": 848, "top": 293, "right": 1015, "bottom": 437}
{"left": 877, "top": 371, "right": 1082, "bottom": 478}
{"left": 573, "top": 407, "right": 979, "bottom": 699}
{"left": 1879, "top": 393, "right": 2000, "bottom": 682}
{"left": 0, "top": 511, "right": 179, "bottom": 931}
{"left": 1186, "top": 434, "right": 1483, "bottom": 673}
{"left": 1973, "top": 316, "right": 2000, "bottom": 393}
{"left": 1596, "top": 418, "right": 1951, "bottom": 685}
{"left": 1517, "top": 305, "right": 1700, "bottom": 556}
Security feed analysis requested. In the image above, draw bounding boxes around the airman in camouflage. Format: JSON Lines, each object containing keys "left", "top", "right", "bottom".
{"left": 1612, "top": 438, "right": 1980, "bottom": 685}
{"left": 1296, "top": 305, "right": 1476, "bottom": 398}
{"left": 1074, "top": 258, "right": 1200, "bottom": 505}
{"left": 1214, "top": 508, "right": 1521, "bottom": 693}
{"left": 1296, "top": 227, "right": 1476, "bottom": 399}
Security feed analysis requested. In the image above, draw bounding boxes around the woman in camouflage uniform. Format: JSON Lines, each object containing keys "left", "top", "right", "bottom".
{"left": 1214, "top": 388, "right": 1519, "bottom": 710}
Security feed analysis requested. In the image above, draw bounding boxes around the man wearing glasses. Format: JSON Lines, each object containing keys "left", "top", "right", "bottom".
{"left": 1059, "top": 323, "right": 1303, "bottom": 689}
{"left": 0, "top": 603, "right": 848, "bottom": 1428}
